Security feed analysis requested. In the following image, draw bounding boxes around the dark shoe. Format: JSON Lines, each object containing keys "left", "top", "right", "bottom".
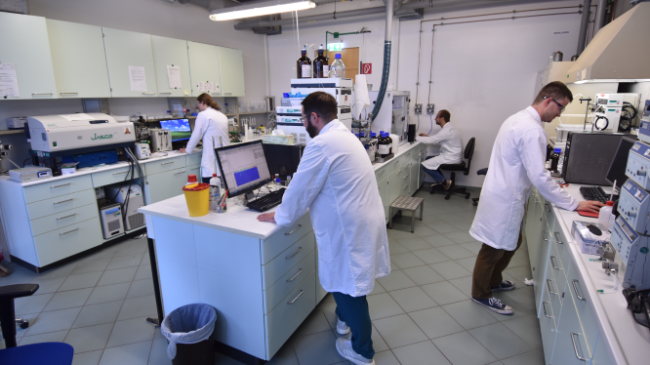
{"left": 472, "top": 297, "right": 513, "bottom": 315}
{"left": 491, "top": 280, "right": 516, "bottom": 292}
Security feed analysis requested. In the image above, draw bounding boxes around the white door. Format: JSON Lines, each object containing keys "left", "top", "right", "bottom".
{"left": 187, "top": 41, "right": 222, "bottom": 97}
{"left": 102, "top": 27, "right": 157, "bottom": 97}
{"left": 145, "top": 167, "right": 189, "bottom": 204}
{"left": 46, "top": 19, "right": 111, "bottom": 98}
{"left": 219, "top": 47, "right": 245, "bottom": 97}
{"left": 151, "top": 35, "right": 192, "bottom": 98}
{"left": 0, "top": 12, "right": 57, "bottom": 100}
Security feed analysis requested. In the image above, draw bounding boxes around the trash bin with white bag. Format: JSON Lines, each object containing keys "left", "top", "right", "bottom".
{"left": 161, "top": 303, "right": 217, "bottom": 365}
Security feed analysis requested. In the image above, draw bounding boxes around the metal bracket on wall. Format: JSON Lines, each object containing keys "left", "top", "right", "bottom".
{"left": 426, "top": 104, "right": 435, "bottom": 115}
{"left": 414, "top": 104, "right": 422, "bottom": 115}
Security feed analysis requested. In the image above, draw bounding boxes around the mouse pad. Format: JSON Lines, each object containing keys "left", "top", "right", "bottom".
{"left": 577, "top": 210, "right": 599, "bottom": 218}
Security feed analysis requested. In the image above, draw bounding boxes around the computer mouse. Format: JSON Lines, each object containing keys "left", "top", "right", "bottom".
{"left": 587, "top": 224, "right": 602, "bottom": 236}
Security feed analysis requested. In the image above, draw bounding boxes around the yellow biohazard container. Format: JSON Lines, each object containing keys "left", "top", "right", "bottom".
{"left": 183, "top": 183, "right": 210, "bottom": 217}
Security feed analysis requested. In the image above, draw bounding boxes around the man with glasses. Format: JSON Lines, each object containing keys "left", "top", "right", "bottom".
{"left": 469, "top": 81, "right": 603, "bottom": 314}
{"left": 257, "top": 92, "right": 389, "bottom": 365}
{"left": 418, "top": 109, "right": 463, "bottom": 190}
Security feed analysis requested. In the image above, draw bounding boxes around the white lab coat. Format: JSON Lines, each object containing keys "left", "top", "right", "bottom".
{"left": 274, "top": 120, "right": 390, "bottom": 297}
{"left": 470, "top": 106, "right": 578, "bottom": 251}
{"left": 418, "top": 122, "right": 463, "bottom": 170}
{"left": 185, "top": 107, "right": 230, "bottom": 178}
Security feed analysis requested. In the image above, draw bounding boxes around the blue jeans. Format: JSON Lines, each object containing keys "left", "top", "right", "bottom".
{"left": 421, "top": 156, "right": 446, "bottom": 184}
{"left": 333, "top": 292, "right": 374, "bottom": 360}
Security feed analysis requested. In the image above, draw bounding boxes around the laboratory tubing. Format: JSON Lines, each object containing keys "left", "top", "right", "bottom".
{"left": 599, "top": 201, "right": 614, "bottom": 230}
{"left": 329, "top": 53, "right": 346, "bottom": 78}
{"left": 297, "top": 45, "right": 312, "bottom": 79}
{"left": 313, "top": 44, "right": 329, "bottom": 78}
{"left": 209, "top": 174, "right": 221, "bottom": 212}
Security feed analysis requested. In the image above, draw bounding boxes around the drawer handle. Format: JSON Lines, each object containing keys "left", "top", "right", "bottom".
{"left": 288, "top": 290, "right": 304, "bottom": 305}
{"left": 174, "top": 170, "right": 187, "bottom": 175}
{"left": 59, "top": 228, "right": 79, "bottom": 236}
{"left": 161, "top": 161, "right": 175, "bottom": 165}
{"left": 189, "top": 167, "right": 199, "bottom": 172}
{"left": 542, "top": 301, "right": 552, "bottom": 318}
{"left": 550, "top": 256, "right": 559, "bottom": 270}
{"left": 60, "top": 92, "right": 78, "bottom": 96}
{"left": 542, "top": 231, "right": 549, "bottom": 242}
{"left": 51, "top": 183, "right": 71, "bottom": 189}
{"left": 284, "top": 224, "right": 302, "bottom": 236}
{"left": 554, "top": 232, "right": 563, "bottom": 244}
{"left": 142, "top": 92, "right": 156, "bottom": 95}
{"left": 54, "top": 198, "right": 73, "bottom": 205}
{"left": 32, "top": 92, "right": 53, "bottom": 96}
{"left": 545, "top": 203, "right": 550, "bottom": 212}
{"left": 572, "top": 279, "right": 585, "bottom": 301}
{"left": 570, "top": 333, "right": 588, "bottom": 361}
{"left": 56, "top": 214, "right": 76, "bottom": 221}
{"left": 159, "top": 92, "right": 172, "bottom": 95}
{"left": 534, "top": 200, "right": 540, "bottom": 203}
{"left": 285, "top": 246, "right": 303, "bottom": 260}
{"left": 546, "top": 279, "right": 557, "bottom": 295}
{"left": 286, "top": 268, "right": 303, "bottom": 283}
{"left": 113, "top": 171, "right": 128, "bottom": 175}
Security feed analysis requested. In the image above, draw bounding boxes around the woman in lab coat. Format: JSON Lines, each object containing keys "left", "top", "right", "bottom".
{"left": 180, "top": 93, "right": 230, "bottom": 183}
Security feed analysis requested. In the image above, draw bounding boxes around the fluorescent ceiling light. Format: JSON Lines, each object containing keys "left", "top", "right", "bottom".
{"left": 210, "top": 0, "right": 316, "bottom": 21}
{"left": 571, "top": 78, "right": 650, "bottom": 85}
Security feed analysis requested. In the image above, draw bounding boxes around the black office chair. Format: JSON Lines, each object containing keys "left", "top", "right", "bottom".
{"left": 472, "top": 167, "right": 488, "bottom": 206}
{"left": 433, "top": 137, "right": 475, "bottom": 200}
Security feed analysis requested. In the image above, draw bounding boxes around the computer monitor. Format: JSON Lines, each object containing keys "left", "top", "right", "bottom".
{"left": 215, "top": 140, "right": 272, "bottom": 198}
{"left": 262, "top": 143, "right": 303, "bottom": 180}
{"left": 606, "top": 137, "right": 637, "bottom": 189}
{"left": 159, "top": 119, "right": 191, "bottom": 142}
{"left": 562, "top": 132, "right": 632, "bottom": 185}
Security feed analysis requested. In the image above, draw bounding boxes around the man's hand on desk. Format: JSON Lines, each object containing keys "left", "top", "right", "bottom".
{"left": 577, "top": 201, "right": 605, "bottom": 214}
{"left": 257, "top": 212, "right": 276, "bottom": 223}
{"left": 419, "top": 133, "right": 428, "bottom": 137}
{"left": 179, "top": 148, "right": 186, "bottom": 153}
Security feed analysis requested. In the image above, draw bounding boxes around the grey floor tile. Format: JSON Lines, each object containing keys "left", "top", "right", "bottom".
{"left": 107, "top": 254, "right": 144, "bottom": 270}
{"left": 429, "top": 261, "right": 472, "bottom": 280}
{"left": 29, "top": 276, "right": 66, "bottom": 294}
{"left": 97, "top": 267, "right": 138, "bottom": 287}
{"left": 502, "top": 271, "right": 527, "bottom": 291}
{"left": 18, "top": 329, "right": 68, "bottom": 345}
{"left": 487, "top": 292, "right": 531, "bottom": 321}
{"left": 117, "top": 295, "right": 157, "bottom": 321}
{"left": 396, "top": 237, "right": 433, "bottom": 251}
{"left": 444, "top": 231, "right": 476, "bottom": 244}
{"left": 126, "top": 279, "right": 155, "bottom": 299}
{"left": 422, "top": 234, "right": 456, "bottom": 247}
{"left": 455, "top": 257, "right": 477, "bottom": 272}
{"left": 148, "top": 336, "right": 172, "bottom": 365}
{"left": 442, "top": 300, "right": 498, "bottom": 330}
{"left": 411, "top": 248, "right": 451, "bottom": 265}
{"left": 460, "top": 241, "right": 483, "bottom": 255}
{"left": 318, "top": 294, "right": 338, "bottom": 329}
{"left": 44, "top": 288, "right": 92, "bottom": 312}
{"left": 448, "top": 276, "right": 473, "bottom": 298}
{"left": 402, "top": 265, "right": 446, "bottom": 285}
{"left": 487, "top": 362, "right": 505, "bottom": 365}
{"left": 134, "top": 265, "right": 153, "bottom": 281}
{"left": 213, "top": 353, "right": 249, "bottom": 364}
{"left": 114, "top": 240, "right": 147, "bottom": 257}
{"left": 413, "top": 224, "right": 438, "bottom": 237}
{"left": 294, "top": 309, "right": 331, "bottom": 337}
{"left": 503, "top": 266, "right": 532, "bottom": 285}
{"left": 367, "top": 293, "right": 404, "bottom": 320}
{"left": 35, "top": 262, "right": 77, "bottom": 280}
{"left": 500, "top": 349, "right": 545, "bottom": 365}
{"left": 392, "top": 341, "right": 451, "bottom": 365}
{"left": 374, "top": 350, "right": 400, "bottom": 365}
{"left": 389, "top": 287, "right": 437, "bottom": 312}
{"left": 293, "top": 331, "right": 346, "bottom": 365}
{"left": 65, "top": 323, "right": 114, "bottom": 353}
{"left": 373, "top": 314, "right": 428, "bottom": 348}
{"left": 390, "top": 252, "right": 425, "bottom": 269}
{"left": 107, "top": 317, "right": 155, "bottom": 348}
{"left": 502, "top": 314, "right": 542, "bottom": 348}
{"left": 72, "top": 349, "right": 104, "bottom": 365}
{"left": 57, "top": 271, "right": 102, "bottom": 292}
{"left": 73, "top": 301, "right": 123, "bottom": 329}
{"left": 388, "top": 240, "right": 409, "bottom": 254}
{"left": 99, "top": 340, "right": 152, "bottom": 365}
{"left": 71, "top": 258, "right": 111, "bottom": 275}
{"left": 371, "top": 323, "right": 389, "bottom": 352}
{"left": 15, "top": 293, "right": 53, "bottom": 315}
{"left": 469, "top": 322, "right": 532, "bottom": 359}
{"left": 92, "top": 245, "right": 119, "bottom": 260}
{"left": 421, "top": 282, "right": 468, "bottom": 306}
{"left": 427, "top": 223, "right": 458, "bottom": 235}
{"left": 26, "top": 307, "right": 82, "bottom": 336}
{"left": 499, "top": 286, "right": 536, "bottom": 312}
{"left": 376, "top": 270, "right": 417, "bottom": 292}
{"left": 451, "top": 221, "right": 473, "bottom": 231}
{"left": 86, "top": 282, "right": 131, "bottom": 305}
{"left": 408, "top": 307, "right": 465, "bottom": 340}
{"left": 369, "top": 281, "right": 386, "bottom": 296}
{"left": 387, "top": 229, "right": 417, "bottom": 240}
{"left": 266, "top": 340, "right": 299, "bottom": 365}
{"left": 433, "top": 332, "right": 497, "bottom": 365}
{"left": 438, "top": 244, "right": 476, "bottom": 260}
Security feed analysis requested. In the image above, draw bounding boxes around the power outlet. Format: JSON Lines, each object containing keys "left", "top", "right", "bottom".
{"left": 426, "top": 104, "right": 435, "bottom": 115}
{"left": 414, "top": 104, "right": 422, "bottom": 115}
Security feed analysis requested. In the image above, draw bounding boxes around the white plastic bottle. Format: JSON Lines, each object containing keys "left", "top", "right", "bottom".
{"left": 598, "top": 201, "right": 614, "bottom": 230}
{"left": 209, "top": 174, "right": 221, "bottom": 211}
{"left": 329, "top": 53, "right": 346, "bottom": 78}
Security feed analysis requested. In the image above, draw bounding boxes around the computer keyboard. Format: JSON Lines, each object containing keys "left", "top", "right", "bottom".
{"left": 247, "top": 188, "right": 286, "bottom": 212}
{"left": 579, "top": 186, "right": 618, "bottom": 204}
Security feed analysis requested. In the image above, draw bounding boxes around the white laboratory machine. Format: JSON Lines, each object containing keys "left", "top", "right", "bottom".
{"left": 617, "top": 179, "right": 650, "bottom": 234}
{"left": 131, "top": 143, "right": 151, "bottom": 160}
{"left": 290, "top": 78, "right": 353, "bottom": 107}
{"left": 638, "top": 100, "right": 650, "bottom": 144}
{"left": 354, "top": 90, "right": 411, "bottom": 145}
{"left": 99, "top": 203, "right": 125, "bottom": 239}
{"left": 6, "top": 117, "right": 26, "bottom": 129}
{"left": 610, "top": 216, "right": 650, "bottom": 290}
{"left": 105, "top": 184, "right": 145, "bottom": 231}
{"left": 149, "top": 129, "right": 172, "bottom": 152}
{"left": 625, "top": 141, "right": 650, "bottom": 190}
{"left": 593, "top": 93, "right": 641, "bottom": 132}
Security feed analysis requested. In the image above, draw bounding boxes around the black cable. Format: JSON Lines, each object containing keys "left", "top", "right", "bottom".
{"left": 22, "top": 158, "right": 31, "bottom": 167}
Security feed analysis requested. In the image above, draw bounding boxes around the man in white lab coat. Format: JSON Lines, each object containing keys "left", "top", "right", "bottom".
{"left": 257, "top": 92, "right": 389, "bottom": 365}
{"left": 418, "top": 110, "right": 463, "bottom": 190}
{"left": 469, "top": 82, "right": 603, "bottom": 314}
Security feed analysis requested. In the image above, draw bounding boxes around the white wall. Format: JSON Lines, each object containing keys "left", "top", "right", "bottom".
{"left": 267, "top": 1, "right": 584, "bottom": 187}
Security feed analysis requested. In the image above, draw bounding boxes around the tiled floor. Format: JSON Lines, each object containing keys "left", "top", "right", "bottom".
{"left": 1, "top": 187, "right": 544, "bottom": 365}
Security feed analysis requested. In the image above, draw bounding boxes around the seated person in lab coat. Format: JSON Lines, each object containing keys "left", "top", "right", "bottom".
{"left": 469, "top": 81, "right": 603, "bottom": 315}
{"left": 257, "top": 92, "right": 389, "bottom": 365}
{"left": 417, "top": 109, "right": 463, "bottom": 190}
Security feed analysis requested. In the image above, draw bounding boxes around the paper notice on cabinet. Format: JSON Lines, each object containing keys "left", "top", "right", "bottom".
{"left": 59, "top": 113, "right": 94, "bottom": 121}
{"left": 128, "top": 66, "right": 147, "bottom": 92}
{"left": 196, "top": 81, "right": 208, "bottom": 93}
{"left": 0, "top": 63, "right": 20, "bottom": 98}
{"left": 166, "top": 65, "right": 182, "bottom": 89}
{"left": 208, "top": 82, "right": 220, "bottom": 94}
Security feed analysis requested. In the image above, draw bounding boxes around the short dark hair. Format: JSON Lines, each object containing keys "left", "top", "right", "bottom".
{"left": 301, "top": 92, "right": 337, "bottom": 122}
{"left": 438, "top": 109, "right": 450, "bottom": 123}
{"left": 534, "top": 81, "right": 573, "bottom": 104}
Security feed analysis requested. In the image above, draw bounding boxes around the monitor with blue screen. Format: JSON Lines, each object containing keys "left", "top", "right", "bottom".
{"left": 159, "top": 119, "right": 191, "bottom": 142}
{"left": 215, "top": 140, "right": 272, "bottom": 198}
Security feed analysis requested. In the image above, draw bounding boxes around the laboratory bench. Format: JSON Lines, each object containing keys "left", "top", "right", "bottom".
{"left": 525, "top": 184, "right": 650, "bottom": 365}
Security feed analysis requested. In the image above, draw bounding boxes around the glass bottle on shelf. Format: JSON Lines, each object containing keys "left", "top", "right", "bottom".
{"left": 313, "top": 44, "right": 329, "bottom": 78}
{"left": 297, "top": 45, "right": 312, "bottom": 78}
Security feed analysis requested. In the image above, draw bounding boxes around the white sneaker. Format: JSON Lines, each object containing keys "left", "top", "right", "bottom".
{"left": 335, "top": 337, "right": 375, "bottom": 365}
{"left": 336, "top": 317, "right": 350, "bottom": 335}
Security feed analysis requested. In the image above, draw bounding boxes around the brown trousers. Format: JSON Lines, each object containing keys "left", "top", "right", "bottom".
{"left": 471, "top": 230, "right": 523, "bottom": 299}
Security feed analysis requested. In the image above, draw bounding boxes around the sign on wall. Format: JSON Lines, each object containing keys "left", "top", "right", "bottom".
{"left": 361, "top": 63, "right": 372, "bottom": 74}
{"left": 327, "top": 43, "right": 343, "bottom": 52}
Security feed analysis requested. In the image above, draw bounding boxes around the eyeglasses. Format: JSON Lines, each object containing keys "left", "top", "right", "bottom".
{"left": 545, "top": 96, "right": 566, "bottom": 113}
{"left": 299, "top": 117, "right": 308, "bottom": 123}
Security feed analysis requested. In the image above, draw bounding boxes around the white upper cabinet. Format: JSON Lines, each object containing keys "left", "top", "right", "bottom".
{"left": 187, "top": 41, "right": 222, "bottom": 97}
{"left": 46, "top": 19, "right": 111, "bottom": 98}
{"left": 151, "top": 35, "right": 191, "bottom": 98}
{"left": 0, "top": 13, "right": 57, "bottom": 100}
{"left": 219, "top": 47, "right": 245, "bottom": 97}
{"left": 102, "top": 28, "right": 157, "bottom": 97}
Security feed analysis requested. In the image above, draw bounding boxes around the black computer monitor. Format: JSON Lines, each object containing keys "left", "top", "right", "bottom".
{"left": 215, "top": 140, "right": 272, "bottom": 198}
{"left": 262, "top": 144, "right": 303, "bottom": 180}
{"left": 562, "top": 132, "right": 632, "bottom": 185}
{"left": 159, "top": 119, "right": 191, "bottom": 142}
{"left": 606, "top": 137, "right": 636, "bottom": 189}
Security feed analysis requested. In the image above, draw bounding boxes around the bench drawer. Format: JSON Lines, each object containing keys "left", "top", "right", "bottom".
{"left": 264, "top": 250, "right": 316, "bottom": 313}
{"left": 263, "top": 233, "right": 315, "bottom": 290}
{"left": 186, "top": 152, "right": 202, "bottom": 167}
{"left": 27, "top": 189, "right": 96, "bottom": 220}
{"left": 24, "top": 175, "right": 93, "bottom": 203}
{"left": 92, "top": 165, "right": 141, "bottom": 187}
{"left": 262, "top": 214, "right": 312, "bottom": 264}
{"left": 144, "top": 155, "right": 186, "bottom": 176}
{"left": 34, "top": 217, "right": 102, "bottom": 266}
{"left": 30, "top": 203, "right": 98, "bottom": 236}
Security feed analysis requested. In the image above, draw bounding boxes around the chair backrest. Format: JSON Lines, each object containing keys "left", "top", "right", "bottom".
{"left": 463, "top": 137, "right": 475, "bottom": 175}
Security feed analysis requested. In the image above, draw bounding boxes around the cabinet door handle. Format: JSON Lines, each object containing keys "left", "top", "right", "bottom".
{"left": 51, "top": 183, "right": 71, "bottom": 189}
{"left": 285, "top": 246, "right": 302, "bottom": 260}
{"left": 550, "top": 256, "right": 559, "bottom": 270}
{"left": 159, "top": 92, "right": 172, "bottom": 95}
{"left": 286, "top": 268, "right": 303, "bottom": 283}
{"left": 545, "top": 203, "right": 550, "bottom": 212}
{"left": 60, "top": 92, "right": 78, "bottom": 96}
{"left": 546, "top": 279, "right": 557, "bottom": 295}
{"left": 59, "top": 228, "right": 79, "bottom": 236}
{"left": 224, "top": 93, "right": 232, "bottom": 96}
{"left": 161, "top": 161, "right": 175, "bottom": 165}
{"left": 534, "top": 200, "right": 540, "bottom": 203}
{"left": 32, "top": 92, "right": 53, "bottom": 96}
{"left": 113, "top": 171, "right": 128, "bottom": 175}
{"left": 174, "top": 170, "right": 187, "bottom": 175}
{"left": 288, "top": 290, "right": 304, "bottom": 305}
{"left": 542, "top": 231, "right": 549, "bottom": 242}
{"left": 56, "top": 213, "right": 76, "bottom": 221}
{"left": 572, "top": 279, "right": 585, "bottom": 301}
{"left": 554, "top": 232, "right": 563, "bottom": 244}
{"left": 54, "top": 198, "right": 73, "bottom": 205}
{"left": 542, "top": 301, "right": 552, "bottom": 318}
{"left": 284, "top": 224, "right": 302, "bottom": 236}
{"left": 142, "top": 92, "right": 156, "bottom": 95}
{"left": 570, "top": 333, "right": 588, "bottom": 361}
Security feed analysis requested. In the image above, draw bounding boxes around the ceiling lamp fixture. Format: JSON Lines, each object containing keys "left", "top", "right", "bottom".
{"left": 210, "top": 0, "right": 316, "bottom": 21}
